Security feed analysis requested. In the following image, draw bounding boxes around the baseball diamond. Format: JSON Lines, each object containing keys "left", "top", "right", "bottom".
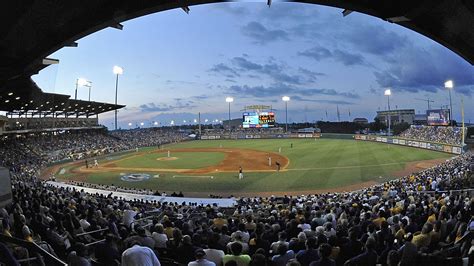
{"left": 45, "top": 138, "right": 451, "bottom": 197}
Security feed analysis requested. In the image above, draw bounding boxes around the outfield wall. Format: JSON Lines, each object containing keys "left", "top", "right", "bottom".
{"left": 354, "top": 134, "right": 462, "bottom": 154}
{"left": 200, "top": 132, "right": 320, "bottom": 140}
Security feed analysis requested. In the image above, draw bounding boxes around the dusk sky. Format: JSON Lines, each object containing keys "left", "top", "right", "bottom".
{"left": 32, "top": 3, "right": 474, "bottom": 129}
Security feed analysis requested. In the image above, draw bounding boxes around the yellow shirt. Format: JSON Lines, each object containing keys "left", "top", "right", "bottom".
{"left": 372, "top": 217, "right": 386, "bottom": 229}
{"left": 412, "top": 233, "right": 431, "bottom": 248}
{"left": 213, "top": 218, "right": 228, "bottom": 230}
{"left": 164, "top": 227, "right": 174, "bottom": 239}
{"left": 426, "top": 214, "right": 436, "bottom": 224}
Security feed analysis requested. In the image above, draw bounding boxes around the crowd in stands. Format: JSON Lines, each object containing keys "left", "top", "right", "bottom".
{"left": 0, "top": 128, "right": 189, "bottom": 164}
{"left": 398, "top": 126, "right": 463, "bottom": 146}
{"left": 111, "top": 128, "right": 188, "bottom": 148}
{"left": 0, "top": 128, "right": 473, "bottom": 266}
{"left": 6, "top": 118, "right": 98, "bottom": 131}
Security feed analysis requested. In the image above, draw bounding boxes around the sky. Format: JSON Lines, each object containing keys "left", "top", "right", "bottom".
{"left": 32, "top": 3, "right": 474, "bottom": 129}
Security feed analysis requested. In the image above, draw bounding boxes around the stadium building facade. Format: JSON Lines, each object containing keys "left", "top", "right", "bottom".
{"left": 376, "top": 109, "right": 415, "bottom": 125}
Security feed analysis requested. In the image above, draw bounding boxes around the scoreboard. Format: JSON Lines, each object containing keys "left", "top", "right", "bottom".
{"left": 243, "top": 112, "right": 275, "bottom": 128}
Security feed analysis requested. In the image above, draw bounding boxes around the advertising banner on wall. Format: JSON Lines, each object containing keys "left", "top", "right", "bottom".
{"left": 353, "top": 134, "right": 461, "bottom": 154}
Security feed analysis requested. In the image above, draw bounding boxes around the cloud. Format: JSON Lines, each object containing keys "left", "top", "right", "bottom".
{"left": 299, "top": 46, "right": 366, "bottom": 66}
{"left": 227, "top": 83, "right": 359, "bottom": 100}
{"left": 298, "top": 88, "right": 360, "bottom": 98}
{"left": 343, "top": 24, "right": 408, "bottom": 56}
{"left": 208, "top": 63, "right": 240, "bottom": 77}
{"left": 213, "top": 3, "right": 248, "bottom": 16}
{"left": 191, "top": 95, "right": 209, "bottom": 100}
{"left": 298, "top": 67, "right": 325, "bottom": 82}
{"left": 374, "top": 44, "right": 474, "bottom": 95}
{"left": 241, "top": 22, "right": 289, "bottom": 44}
{"left": 258, "top": 3, "right": 319, "bottom": 21}
{"left": 218, "top": 56, "right": 325, "bottom": 85}
{"left": 228, "top": 84, "right": 291, "bottom": 98}
{"left": 332, "top": 49, "right": 366, "bottom": 66}
{"left": 232, "top": 57, "right": 262, "bottom": 71}
{"left": 291, "top": 95, "right": 354, "bottom": 105}
{"left": 139, "top": 100, "right": 197, "bottom": 112}
{"left": 298, "top": 45, "right": 332, "bottom": 61}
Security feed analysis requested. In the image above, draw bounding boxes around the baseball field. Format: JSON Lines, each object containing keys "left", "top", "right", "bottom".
{"left": 50, "top": 139, "right": 452, "bottom": 197}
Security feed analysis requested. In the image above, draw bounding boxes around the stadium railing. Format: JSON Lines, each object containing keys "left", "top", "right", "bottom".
{"left": 0, "top": 234, "right": 67, "bottom": 266}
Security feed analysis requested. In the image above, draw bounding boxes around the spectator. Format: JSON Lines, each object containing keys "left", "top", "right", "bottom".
{"left": 121, "top": 241, "right": 161, "bottom": 266}
{"left": 223, "top": 242, "right": 251, "bottom": 266}
{"left": 309, "top": 243, "right": 335, "bottom": 266}
{"left": 189, "top": 248, "right": 216, "bottom": 266}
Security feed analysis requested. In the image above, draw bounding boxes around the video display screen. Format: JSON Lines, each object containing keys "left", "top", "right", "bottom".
{"left": 242, "top": 112, "right": 275, "bottom": 128}
{"left": 427, "top": 109, "right": 450, "bottom": 126}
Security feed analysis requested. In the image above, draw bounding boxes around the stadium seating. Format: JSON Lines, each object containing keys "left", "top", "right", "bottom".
{"left": 0, "top": 128, "right": 472, "bottom": 266}
{"left": 398, "top": 126, "right": 464, "bottom": 146}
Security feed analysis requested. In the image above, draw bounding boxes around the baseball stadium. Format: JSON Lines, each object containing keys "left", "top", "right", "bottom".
{"left": 1, "top": 1, "right": 474, "bottom": 266}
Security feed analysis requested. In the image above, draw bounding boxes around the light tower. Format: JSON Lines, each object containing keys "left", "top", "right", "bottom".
{"left": 113, "top": 66, "right": 123, "bottom": 130}
{"left": 444, "top": 80, "right": 454, "bottom": 126}
{"left": 225, "top": 97, "right": 234, "bottom": 132}
{"left": 282, "top": 96, "right": 290, "bottom": 132}
{"left": 384, "top": 89, "right": 392, "bottom": 136}
{"left": 75, "top": 78, "right": 89, "bottom": 100}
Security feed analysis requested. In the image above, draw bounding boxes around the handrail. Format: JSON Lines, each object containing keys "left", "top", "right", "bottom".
{"left": 85, "top": 239, "right": 106, "bottom": 247}
{"left": 143, "top": 223, "right": 154, "bottom": 228}
{"left": 76, "top": 227, "right": 109, "bottom": 237}
{"left": 17, "top": 257, "right": 39, "bottom": 262}
{"left": 129, "top": 215, "right": 155, "bottom": 227}
{"left": 0, "top": 234, "right": 66, "bottom": 266}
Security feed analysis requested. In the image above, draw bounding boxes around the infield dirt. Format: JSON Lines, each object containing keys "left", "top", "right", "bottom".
{"left": 80, "top": 148, "right": 289, "bottom": 174}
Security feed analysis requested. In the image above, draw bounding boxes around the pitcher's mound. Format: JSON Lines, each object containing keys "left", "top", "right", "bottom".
{"left": 157, "top": 157, "right": 178, "bottom": 161}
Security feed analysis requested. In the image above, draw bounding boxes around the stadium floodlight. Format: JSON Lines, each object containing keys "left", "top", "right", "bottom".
{"left": 183, "top": 120, "right": 187, "bottom": 123}
{"left": 140, "top": 122, "right": 144, "bottom": 126}
{"left": 205, "top": 119, "right": 209, "bottom": 123}
{"left": 77, "top": 78, "right": 89, "bottom": 86}
{"left": 193, "top": 119, "right": 197, "bottom": 123}
{"left": 113, "top": 66, "right": 123, "bottom": 75}
{"left": 444, "top": 80, "right": 453, "bottom": 89}
{"left": 154, "top": 121, "right": 158, "bottom": 126}
{"left": 75, "top": 78, "right": 89, "bottom": 100}
{"left": 171, "top": 120, "right": 175, "bottom": 125}
{"left": 384, "top": 89, "right": 391, "bottom": 96}
{"left": 444, "top": 80, "right": 454, "bottom": 126}
{"left": 282, "top": 96, "right": 290, "bottom": 132}
{"left": 113, "top": 66, "right": 124, "bottom": 130}
{"left": 128, "top": 122, "right": 132, "bottom": 127}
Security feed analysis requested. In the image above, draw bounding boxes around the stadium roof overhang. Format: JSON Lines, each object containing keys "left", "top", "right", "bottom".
{"left": 0, "top": 88, "right": 124, "bottom": 117}
{"left": 0, "top": 0, "right": 473, "bottom": 97}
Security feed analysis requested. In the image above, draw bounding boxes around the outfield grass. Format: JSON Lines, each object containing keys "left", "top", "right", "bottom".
{"left": 59, "top": 139, "right": 452, "bottom": 195}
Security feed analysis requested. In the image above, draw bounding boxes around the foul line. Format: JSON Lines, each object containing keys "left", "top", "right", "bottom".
{"left": 172, "top": 175, "right": 214, "bottom": 178}
{"left": 287, "top": 162, "right": 407, "bottom": 171}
